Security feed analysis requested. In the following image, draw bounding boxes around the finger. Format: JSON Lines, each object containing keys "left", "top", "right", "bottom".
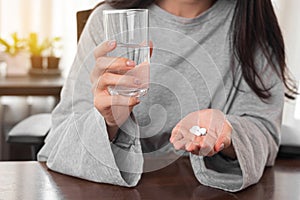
{"left": 205, "top": 149, "right": 216, "bottom": 157}
{"left": 97, "top": 57, "right": 136, "bottom": 74}
{"left": 183, "top": 129, "right": 197, "bottom": 141}
{"left": 214, "top": 120, "right": 232, "bottom": 152}
{"left": 92, "top": 57, "right": 134, "bottom": 83}
{"left": 199, "top": 145, "right": 215, "bottom": 156}
{"left": 185, "top": 141, "right": 200, "bottom": 152}
{"left": 111, "top": 95, "right": 141, "bottom": 107}
{"left": 170, "top": 131, "right": 184, "bottom": 144}
{"left": 91, "top": 57, "right": 136, "bottom": 85}
{"left": 194, "top": 130, "right": 217, "bottom": 147}
{"left": 96, "top": 73, "right": 142, "bottom": 91}
{"left": 170, "top": 124, "right": 182, "bottom": 143}
{"left": 94, "top": 40, "right": 116, "bottom": 58}
{"left": 191, "top": 146, "right": 200, "bottom": 155}
{"left": 198, "top": 133, "right": 216, "bottom": 156}
{"left": 173, "top": 139, "right": 188, "bottom": 150}
{"left": 171, "top": 125, "right": 195, "bottom": 143}
{"left": 177, "top": 124, "right": 196, "bottom": 140}
{"left": 94, "top": 94, "right": 140, "bottom": 109}
{"left": 172, "top": 126, "right": 198, "bottom": 151}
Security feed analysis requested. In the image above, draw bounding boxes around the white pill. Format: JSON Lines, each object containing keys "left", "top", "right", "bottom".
{"left": 199, "top": 128, "right": 207, "bottom": 135}
{"left": 189, "top": 126, "right": 207, "bottom": 136}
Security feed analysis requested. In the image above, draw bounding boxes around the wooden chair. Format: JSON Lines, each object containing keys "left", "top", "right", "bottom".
{"left": 6, "top": 9, "right": 93, "bottom": 160}
{"left": 77, "top": 9, "right": 93, "bottom": 42}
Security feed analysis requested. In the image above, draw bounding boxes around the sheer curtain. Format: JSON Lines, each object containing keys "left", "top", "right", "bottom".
{"left": 0, "top": 0, "right": 102, "bottom": 75}
{"left": 0, "top": 0, "right": 102, "bottom": 126}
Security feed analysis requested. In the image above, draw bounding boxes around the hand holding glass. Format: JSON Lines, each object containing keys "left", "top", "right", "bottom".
{"left": 103, "top": 9, "right": 149, "bottom": 97}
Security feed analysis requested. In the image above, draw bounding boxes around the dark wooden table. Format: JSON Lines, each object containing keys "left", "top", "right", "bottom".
{"left": 0, "top": 75, "right": 64, "bottom": 101}
{"left": 0, "top": 157, "right": 299, "bottom": 200}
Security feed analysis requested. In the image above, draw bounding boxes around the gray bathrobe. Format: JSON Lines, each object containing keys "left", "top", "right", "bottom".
{"left": 38, "top": 0, "right": 284, "bottom": 192}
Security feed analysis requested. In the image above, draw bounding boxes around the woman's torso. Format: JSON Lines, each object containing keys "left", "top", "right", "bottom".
{"left": 130, "top": 0, "right": 237, "bottom": 153}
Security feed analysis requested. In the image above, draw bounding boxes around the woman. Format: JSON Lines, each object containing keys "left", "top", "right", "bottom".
{"left": 38, "top": 0, "right": 297, "bottom": 192}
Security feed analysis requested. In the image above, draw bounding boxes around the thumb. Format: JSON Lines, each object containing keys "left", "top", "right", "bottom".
{"left": 94, "top": 40, "right": 117, "bottom": 58}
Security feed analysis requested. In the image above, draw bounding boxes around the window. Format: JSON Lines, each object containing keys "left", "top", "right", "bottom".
{"left": 295, "top": 81, "right": 300, "bottom": 120}
{"left": 272, "top": 0, "right": 300, "bottom": 121}
{"left": 0, "top": 0, "right": 102, "bottom": 75}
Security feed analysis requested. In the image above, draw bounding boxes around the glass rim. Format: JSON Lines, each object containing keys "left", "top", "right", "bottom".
{"left": 103, "top": 9, "right": 148, "bottom": 14}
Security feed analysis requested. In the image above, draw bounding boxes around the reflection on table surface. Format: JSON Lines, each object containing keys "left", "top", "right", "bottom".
{"left": 0, "top": 157, "right": 300, "bottom": 200}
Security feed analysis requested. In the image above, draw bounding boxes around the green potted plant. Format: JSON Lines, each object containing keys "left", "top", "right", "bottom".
{"left": 27, "top": 32, "right": 50, "bottom": 69}
{"left": 46, "top": 36, "right": 62, "bottom": 69}
{"left": 0, "top": 32, "right": 28, "bottom": 76}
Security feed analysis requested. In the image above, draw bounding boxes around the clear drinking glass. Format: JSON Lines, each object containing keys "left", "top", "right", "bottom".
{"left": 103, "top": 9, "right": 149, "bottom": 97}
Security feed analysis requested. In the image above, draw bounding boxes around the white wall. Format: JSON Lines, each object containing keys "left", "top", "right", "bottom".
{"left": 273, "top": 0, "right": 300, "bottom": 125}
{"left": 272, "top": 0, "right": 300, "bottom": 141}
{"left": 274, "top": 0, "right": 300, "bottom": 79}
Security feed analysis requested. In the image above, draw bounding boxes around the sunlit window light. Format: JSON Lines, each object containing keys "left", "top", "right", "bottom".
{"left": 295, "top": 80, "right": 300, "bottom": 120}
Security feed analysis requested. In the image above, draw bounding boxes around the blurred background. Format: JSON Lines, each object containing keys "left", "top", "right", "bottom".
{"left": 0, "top": 0, "right": 100, "bottom": 75}
{"left": 272, "top": 0, "right": 300, "bottom": 150}
{"left": 0, "top": 0, "right": 102, "bottom": 160}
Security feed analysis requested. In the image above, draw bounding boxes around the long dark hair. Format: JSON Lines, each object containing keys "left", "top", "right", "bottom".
{"left": 100, "top": 0, "right": 298, "bottom": 100}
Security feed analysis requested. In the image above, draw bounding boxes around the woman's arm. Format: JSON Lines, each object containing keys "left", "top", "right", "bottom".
{"left": 37, "top": 5, "right": 143, "bottom": 187}
{"left": 189, "top": 60, "right": 284, "bottom": 192}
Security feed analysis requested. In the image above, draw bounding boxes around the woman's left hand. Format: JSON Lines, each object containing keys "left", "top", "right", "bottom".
{"left": 170, "top": 109, "right": 233, "bottom": 157}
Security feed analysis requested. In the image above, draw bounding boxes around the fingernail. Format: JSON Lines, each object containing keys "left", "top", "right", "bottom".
{"left": 136, "top": 98, "right": 140, "bottom": 103}
{"left": 134, "top": 79, "right": 141, "bottom": 85}
{"left": 219, "top": 143, "right": 225, "bottom": 151}
{"left": 126, "top": 60, "right": 135, "bottom": 66}
{"left": 108, "top": 40, "right": 116, "bottom": 47}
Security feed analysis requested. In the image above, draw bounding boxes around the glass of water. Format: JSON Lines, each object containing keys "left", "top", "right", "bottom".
{"left": 103, "top": 9, "right": 149, "bottom": 97}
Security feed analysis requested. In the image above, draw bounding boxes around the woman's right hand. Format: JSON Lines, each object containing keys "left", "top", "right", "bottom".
{"left": 91, "top": 40, "right": 141, "bottom": 140}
